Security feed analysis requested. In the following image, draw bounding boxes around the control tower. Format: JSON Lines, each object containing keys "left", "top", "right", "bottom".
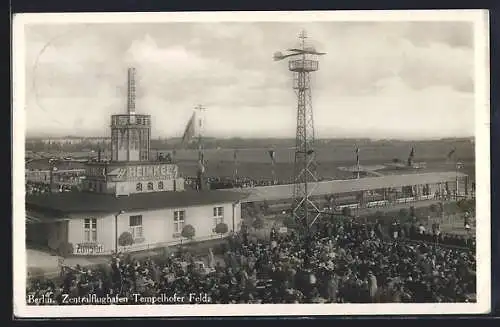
{"left": 83, "top": 67, "right": 184, "bottom": 196}
{"left": 110, "top": 68, "right": 151, "bottom": 162}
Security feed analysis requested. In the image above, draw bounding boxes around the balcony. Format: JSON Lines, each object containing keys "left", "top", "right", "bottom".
{"left": 289, "top": 59, "right": 319, "bottom": 72}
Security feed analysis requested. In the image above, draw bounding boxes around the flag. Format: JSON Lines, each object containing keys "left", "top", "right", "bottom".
{"left": 409, "top": 147, "right": 415, "bottom": 158}
{"left": 268, "top": 150, "right": 276, "bottom": 163}
{"left": 233, "top": 149, "right": 238, "bottom": 161}
{"left": 355, "top": 147, "right": 360, "bottom": 166}
{"left": 447, "top": 148, "right": 456, "bottom": 159}
{"left": 181, "top": 113, "right": 196, "bottom": 146}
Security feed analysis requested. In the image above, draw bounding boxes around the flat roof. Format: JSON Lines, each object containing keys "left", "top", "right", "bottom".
{"left": 26, "top": 159, "right": 86, "bottom": 171}
{"left": 26, "top": 190, "right": 248, "bottom": 216}
{"left": 226, "top": 171, "right": 468, "bottom": 202}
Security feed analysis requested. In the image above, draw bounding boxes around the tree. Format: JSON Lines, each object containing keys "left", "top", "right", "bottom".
{"left": 252, "top": 217, "right": 265, "bottom": 230}
{"left": 181, "top": 224, "right": 196, "bottom": 241}
{"left": 118, "top": 231, "right": 134, "bottom": 248}
{"left": 215, "top": 222, "right": 229, "bottom": 238}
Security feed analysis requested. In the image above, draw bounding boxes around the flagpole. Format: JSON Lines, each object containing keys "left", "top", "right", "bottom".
{"left": 356, "top": 147, "right": 360, "bottom": 179}
{"left": 455, "top": 158, "right": 460, "bottom": 200}
{"left": 233, "top": 150, "right": 238, "bottom": 183}
{"left": 269, "top": 149, "right": 276, "bottom": 185}
{"left": 272, "top": 160, "right": 276, "bottom": 185}
{"left": 194, "top": 104, "right": 206, "bottom": 190}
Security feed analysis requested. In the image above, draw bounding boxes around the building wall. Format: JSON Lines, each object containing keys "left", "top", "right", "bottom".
{"left": 66, "top": 202, "right": 242, "bottom": 255}
{"left": 46, "top": 221, "right": 68, "bottom": 251}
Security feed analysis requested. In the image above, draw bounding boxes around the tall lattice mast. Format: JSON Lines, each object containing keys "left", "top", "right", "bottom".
{"left": 274, "top": 30, "right": 326, "bottom": 234}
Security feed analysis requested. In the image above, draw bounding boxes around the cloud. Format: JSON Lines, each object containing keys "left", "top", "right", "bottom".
{"left": 23, "top": 21, "right": 475, "bottom": 139}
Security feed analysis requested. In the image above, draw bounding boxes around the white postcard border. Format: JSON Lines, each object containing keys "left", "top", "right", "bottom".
{"left": 12, "top": 9, "right": 491, "bottom": 317}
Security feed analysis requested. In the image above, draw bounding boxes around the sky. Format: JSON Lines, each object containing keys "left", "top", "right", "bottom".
{"left": 23, "top": 21, "right": 475, "bottom": 139}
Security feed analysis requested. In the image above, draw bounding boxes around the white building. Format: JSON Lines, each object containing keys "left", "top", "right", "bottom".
{"left": 26, "top": 190, "right": 245, "bottom": 255}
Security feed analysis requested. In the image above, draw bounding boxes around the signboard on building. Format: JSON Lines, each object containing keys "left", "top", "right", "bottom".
{"left": 108, "top": 164, "right": 178, "bottom": 182}
{"left": 74, "top": 243, "right": 104, "bottom": 255}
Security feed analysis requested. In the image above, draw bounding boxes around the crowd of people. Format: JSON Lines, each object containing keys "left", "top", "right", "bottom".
{"left": 26, "top": 217, "right": 476, "bottom": 305}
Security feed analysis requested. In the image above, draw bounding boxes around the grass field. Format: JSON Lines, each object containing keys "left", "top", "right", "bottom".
{"left": 27, "top": 139, "right": 475, "bottom": 182}
{"left": 164, "top": 140, "right": 475, "bottom": 181}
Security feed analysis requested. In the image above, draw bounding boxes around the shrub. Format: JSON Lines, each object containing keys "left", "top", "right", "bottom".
{"left": 57, "top": 242, "right": 74, "bottom": 258}
{"left": 215, "top": 222, "right": 229, "bottom": 237}
{"left": 118, "top": 231, "right": 134, "bottom": 247}
{"left": 181, "top": 224, "right": 196, "bottom": 240}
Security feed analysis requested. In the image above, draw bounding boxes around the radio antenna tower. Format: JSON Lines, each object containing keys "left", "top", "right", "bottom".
{"left": 274, "top": 30, "right": 326, "bottom": 244}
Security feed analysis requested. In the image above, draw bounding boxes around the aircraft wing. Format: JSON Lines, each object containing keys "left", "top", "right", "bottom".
{"left": 273, "top": 51, "right": 297, "bottom": 61}
{"left": 286, "top": 48, "right": 327, "bottom": 55}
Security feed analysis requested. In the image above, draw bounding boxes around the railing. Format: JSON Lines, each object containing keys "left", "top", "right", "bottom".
{"left": 289, "top": 59, "right": 319, "bottom": 72}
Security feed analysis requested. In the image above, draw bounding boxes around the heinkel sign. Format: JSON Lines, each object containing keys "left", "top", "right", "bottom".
{"left": 108, "top": 164, "right": 178, "bottom": 182}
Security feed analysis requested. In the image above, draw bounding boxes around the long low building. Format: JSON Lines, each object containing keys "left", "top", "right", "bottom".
{"left": 26, "top": 190, "right": 246, "bottom": 255}
{"left": 226, "top": 171, "right": 470, "bottom": 204}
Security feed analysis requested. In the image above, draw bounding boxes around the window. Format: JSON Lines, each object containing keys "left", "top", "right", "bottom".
{"left": 129, "top": 215, "right": 143, "bottom": 239}
{"left": 158, "top": 181, "right": 164, "bottom": 190}
{"left": 213, "top": 206, "right": 224, "bottom": 227}
{"left": 84, "top": 218, "right": 97, "bottom": 242}
{"left": 147, "top": 182, "right": 154, "bottom": 191}
{"left": 136, "top": 183, "right": 143, "bottom": 192}
{"left": 174, "top": 210, "right": 185, "bottom": 234}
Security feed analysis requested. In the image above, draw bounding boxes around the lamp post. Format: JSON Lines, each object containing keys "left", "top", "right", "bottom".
{"left": 114, "top": 210, "right": 125, "bottom": 254}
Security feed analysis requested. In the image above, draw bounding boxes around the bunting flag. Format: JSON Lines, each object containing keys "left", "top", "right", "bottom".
{"left": 181, "top": 112, "right": 196, "bottom": 146}
{"left": 268, "top": 150, "right": 276, "bottom": 163}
